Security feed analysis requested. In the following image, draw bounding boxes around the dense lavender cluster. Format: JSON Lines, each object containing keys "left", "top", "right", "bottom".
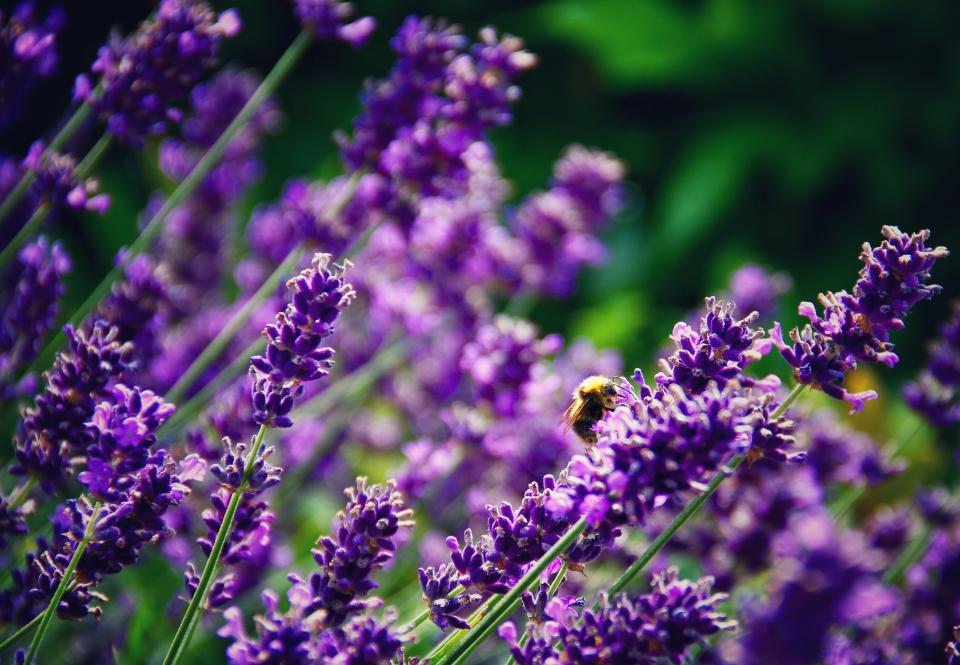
{"left": 250, "top": 252, "right": 355, "bottom": 427}
{"left": 0, "top": 2, "right": 62, "bottom": 128}
{"left": 13, "top": 321, "right": 133, "bottom": 493}
{"left": 218, "top": 479, "right": 411, "bottom": 663}
{"left": 500, "top": 568, "right": 734, "bottom": 664}
{"left": 772, "top": 226, "right": 948, "bottom": 413}
{"left": 75, "top": 0, "right": 241, "bottom": 145}
{"left": 23, "top": 142, "right": 110, "bottom": 215}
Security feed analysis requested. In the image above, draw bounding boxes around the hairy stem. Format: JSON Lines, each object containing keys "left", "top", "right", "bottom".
{"left": 161, "top": 424, "right": 269, "bottom": 665}
{"left": 24, "top": 501, "right": 102, "bottom": 665}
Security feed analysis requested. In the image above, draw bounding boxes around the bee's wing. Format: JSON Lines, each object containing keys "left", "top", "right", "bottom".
{"left": 560, "top": 399, "right": 587, "bottom": 433}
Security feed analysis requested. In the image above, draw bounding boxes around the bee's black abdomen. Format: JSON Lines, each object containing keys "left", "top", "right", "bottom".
{"left": 573, "top": 419, "right": 599, "bottom": 444}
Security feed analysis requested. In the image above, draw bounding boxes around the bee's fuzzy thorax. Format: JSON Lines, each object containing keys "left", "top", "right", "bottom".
{"left": 576, "top": 375, "right": 613, "bottom": 398}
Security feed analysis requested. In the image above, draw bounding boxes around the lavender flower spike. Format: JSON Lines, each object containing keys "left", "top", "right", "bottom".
{"left": 250, "top": 252, "right": 355, "bottom": 428}
{"left": 0, "top": 2, "right": 63, "bottom": 128}
{"left": 292, "top": 0, "right": 376, "bottom": 46}
{"left": 74, "top": 0, "right": 241, "bottom": 146}
{"left": 904, "top": 301, "right": 960, "bottom": 427}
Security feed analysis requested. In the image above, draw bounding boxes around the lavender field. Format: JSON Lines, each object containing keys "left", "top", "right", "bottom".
{"left": 0, "top": 1, "right": 958, "bottom": 663}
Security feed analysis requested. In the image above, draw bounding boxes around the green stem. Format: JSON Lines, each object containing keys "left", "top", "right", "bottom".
{"left": 0, "top": 612, "right": 43, "bottom": 653}
{"left": 25, "top": 501, "right": 102, "bottom": 665}
{"left": 599, "top": 383, "right": 807, "bottom": 601}
{"left": 883, "top": 524, "right": 933, "bottom": 586}
{"left": 165, "top": 245, "right": 303, "bottom": 404}
{"left": 161, "top": 424, "right": 269, "bottom": 665}
{"left": 0, "top": 129, "right": 111, "bottom": 273}
{"left": 0, "top": 100, "right": 94, "bottom": 229}
{"left": 434, "top": 517, "right": 588, "bottom": 665}
{"left": 25, "top": 31, "right": 315, "bottom": 378}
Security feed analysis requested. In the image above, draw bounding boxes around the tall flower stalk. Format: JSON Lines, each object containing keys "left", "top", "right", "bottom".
{"left": 162, "top": 252, "right": 354, "bottom": 664}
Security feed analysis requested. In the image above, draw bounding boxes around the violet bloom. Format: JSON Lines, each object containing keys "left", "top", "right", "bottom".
{"left": 0, "top": 236, "right": 70, "bottom": 397}
{"left": 550, "top": 381, "right": 750, "bottom": 533}
{"left": 292, "top": 0, "right": 376, "bottom": 46}
{"left": 904, "top": 302, "right": 960, "bottom": 428}
{"left": 727, "top": 264, "right": 792, "bottom": 323}
{"left": 95, "top": 253, "right": 171, "bottom": 366}
{"left": 23, "top": 142, "right": 110, "bottom": 214}
{"left": 510, "top": 146, "right": 625, "bottom": 297}
{"left": 79, "top": 384, "right": 175, "bottom": 502}
{"left": 74, "top": 0, "right": 241, "bottom": 146}
{"left": 737, "top": 512, "right": 889, "bottom": 665}
{"left": 948, "top": 627, "right": 960, "bottom": 665}
{"left": 218, "top": 478, "right": 412, "bottom": 662}
{"left": 656, "top": 297, "right": 766, "bottom": 394}
{"left": 460, "top": 315, "right": 562, "bottom": 417}
{"left": 1, "top": 454, "right": 200, "bottom": 624}
{"left": 250, "top": 252, "right": 355, "bottom": 428}
{"left": 13, "top": 320, "right": 134, "bottom": 493}
{"left": 0, "top": 2, "right": 62, "bottom": 128}
{"left": 499, "top": 567, "right": 734, "bottom": 664}
{"left": 184, "top": 438, "right": 279, "bottom": 609}
{"left": 772, "top": 227, "right": 948, "bottom": 413}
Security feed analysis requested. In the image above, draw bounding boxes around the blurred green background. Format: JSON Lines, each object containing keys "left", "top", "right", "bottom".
{"left": 5, "top": 1, "right": 959, "bottom": 661}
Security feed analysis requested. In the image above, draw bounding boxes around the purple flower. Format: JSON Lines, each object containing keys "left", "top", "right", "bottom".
{"left": 0, "top": 493, "right": 28, "bottom": 551}
{"left": 303, "top": 478, "right": 413, "bottom": 628}
{"left": 23, "top": 142, "right": 110, "bottom": 214}
{"left": 0, "top": 2, "right": 62, "bottom": 128}
{"left": 154, "top": 69, "right": 280, "bottom": 303}
{"left": 209, "top": 436, "right": 282, "bottom": 493}
{"left": 553, "top": 382, "right": 749, "bottom": 532}
{"left": 460, "top": 315, "right": 562, "bottom": 417}
{"left": 13, "top": 321, "right": 134, "bottom": 493}
{"left": 79, "top": 384, "right": 175, "bottom": 501}
{"left": 773, "top": 227, "right": 947, "bottom": 412}
{"left": 948, "top": 627, "right": 960, "bottom": 665}
{"left": 0, "top": 236, "right": 70, "bottom": 394}
{"left": 219, "top": 480, "right": 412, "bottom": 662}
{"left": 95, "top": 253, "right": 171, "bottom": 366}
{"left": 74, "top": 0, "right": 241, "bottom": 145}
{"left": 250, "top": 252, "right": 355, "bottom": 428}
{"left": 418, "top": 563, "right": 479, "bottom": 630}
{"left": 509, "top": 146, "right": 625, "bottom": 297}
{"left": 728, "top": 264, "right": 792, "bottom": 323}
{"left": 904, "top": 301, "right": 960, "bottom": 427}
{"left": 292, "top": 0, "right": 376, "bottom": 46}
{"left": 2, "top": 455, "right": 197, "bottom": 623}
{"left": 656, "top": 297, "right": 766, "bottom": 394}
{"left": 500, "top": 567, "right": 734, "bottom": 664}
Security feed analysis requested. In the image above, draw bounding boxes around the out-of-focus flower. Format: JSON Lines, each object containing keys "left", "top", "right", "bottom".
{"left": 23, "top": 143, "right": 110, "bottom": 214}
{"left": 728, "top": 264, "right": 792, "bottom": 323}
{"left": 904, "top": 302, "right": 960, "bottom": 428}
{"left": 0, "top": 2, "right": 63, "bottom": 127}
{"left": 74, "top": 0, "right": 241, "bottom": 145}
{"left": 0, "top": 236, "right": 70, "bottom": 398}
{"left": 292, "top": 0, "right": 376, "bottom": 46}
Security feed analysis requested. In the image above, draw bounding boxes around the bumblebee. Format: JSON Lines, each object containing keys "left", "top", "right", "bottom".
{"left": 561, "top": 375, "right": 621, "bottom": 445}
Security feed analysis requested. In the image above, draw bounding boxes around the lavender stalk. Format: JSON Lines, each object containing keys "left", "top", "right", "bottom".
{"left": 26, "top": 30, "right": 314, "bottom": 378}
